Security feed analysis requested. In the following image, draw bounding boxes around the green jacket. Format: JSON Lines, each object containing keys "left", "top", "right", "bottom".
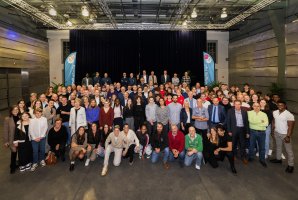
{"left": 185, "top": 134, "right": 203, "bottom": 152}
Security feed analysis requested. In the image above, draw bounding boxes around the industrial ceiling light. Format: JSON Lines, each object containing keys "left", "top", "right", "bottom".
{"left": 66, "top": 20, "right": 72, "bottom": 26}
{"left": 191, "top": 8, "right": 197, "bottom": 18}
{"left": 48, "top": 5, "right": 57, "bottom": 16}
{"left": 221, "top": 8, "right": 227, "bottom": 19}
{"left": 182, "top": 20, "right": 187, "bottom": 26}
{"left": 81, "top": 6, "right": 89, "bottom": 17}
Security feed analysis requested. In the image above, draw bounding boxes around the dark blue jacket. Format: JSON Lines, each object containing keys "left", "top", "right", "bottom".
{"left": 207, "top": 104, "right": 226, "bottom": 126}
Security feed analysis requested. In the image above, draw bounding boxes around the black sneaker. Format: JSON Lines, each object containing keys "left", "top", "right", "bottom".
{"left": 69, "top": 164, "right": 75, "bottom": 171}
{"left": 259, "top": 160, "right": 267, "bottom": 168}
{"left": 270, "top": 159, "right": 282, "bottom": 164}
{"left": 231, "top": 166, "right": 237, "bottom": 174}
{"left": 286, "top": 166, "right": 294, "bottom": 173}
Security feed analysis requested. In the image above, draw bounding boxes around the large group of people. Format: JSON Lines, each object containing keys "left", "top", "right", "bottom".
{"left": 3, "top": 70, "right": 295, "bottom": 176}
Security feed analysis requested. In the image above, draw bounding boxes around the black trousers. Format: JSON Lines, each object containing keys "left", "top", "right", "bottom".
{"left": 232, "top": 127, "right": 247, "bottom": 159}
{"left": 181, "top": 123, "right": 191, "bottom": 135}
{"left": 196, "top": 128, "right": 208, "bottom": 146}
{"left": 123, "top": 144, "right": 136, "bottom": 162}
{"left": 114, "top": 117, "right": 124, "bottom": 130}
{"left": 205, "top": 151, "right": 235, "bottom": 169}
{"left": 134, "top": 117, "right": 144, "bottom": 131}
{"left": 10, "top": 151, "right": 17, "bottom": 171}
{"left": 49, "top": 143, "right": 66, "bottom": 159}
{"left": 146, "top": 121, "right": 157, "bottom": 138}
{"left": 18, "top": 141, "right": 33, "bottom": 167}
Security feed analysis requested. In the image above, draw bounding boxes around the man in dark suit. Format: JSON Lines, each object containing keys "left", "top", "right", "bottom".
{"left": 208, "top": 97, "right": 226, "bottom": 128}
{"left": 160, "top": 70, "right": 170, "bottom": 84}
{"left": 227, "top": 100, "right": 249, "bottom": 164}
{"left": 120, "top": 72, "right": 129, "bottom": 88}
{"left": 128, "top": 73, "right": 137, "bottom": 86}
{"left": 81, "top": 73, "right": 93, "bottom": 86}
{"left": 141, "top": 70, "right": 149, "bottom": 84}
{"left": 93, "top": 72, "right": 101, "bottom": 85}
{"left": 101, "top": 73, "right": 112, "bottom": 85}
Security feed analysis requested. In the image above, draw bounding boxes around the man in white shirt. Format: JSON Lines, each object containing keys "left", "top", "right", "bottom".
{"left": 122, "top": 124, "right": 140, "bottom": 165}
{"left": 270, "top": 101, "right": 295, "bottom": 173}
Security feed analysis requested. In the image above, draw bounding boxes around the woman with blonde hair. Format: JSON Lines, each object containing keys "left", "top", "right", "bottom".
{"left": 69, "top": 98, "right": 87, "bottom": 137}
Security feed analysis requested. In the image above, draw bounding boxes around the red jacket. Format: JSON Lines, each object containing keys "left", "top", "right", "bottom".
{"left": 168, "top": 130, "right": 185, "bottom": 152}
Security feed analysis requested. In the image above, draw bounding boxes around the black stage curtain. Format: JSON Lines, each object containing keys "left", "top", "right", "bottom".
{"left": 70, "top": 30, "right": 206, "bottom": 85}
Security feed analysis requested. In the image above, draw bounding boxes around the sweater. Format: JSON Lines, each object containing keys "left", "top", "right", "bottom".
{"left": 105, "top": 131, "right": 128, "bottom": 151}
{"left": 99, "top": 107, "right": 114, "bottom": 127}
{"left": 185, "top": 134, "right": 203, "bottom": 152}
{"left": 29, "top": 117, "right": 48, "bottom": 140}
{"left": 168, "top": 130, "right": 185, "bottom": 152}
{"left": 86, "top": 106, "right": 100, "bottom": 123}
{"left": 48, "top": 126, "right": 68, "bottom": 147}
{"left": 145, "top": 103, "right": 157, "bottom": 122}
{"left": 122, "top": 129, "right": 140, "bottom": 147}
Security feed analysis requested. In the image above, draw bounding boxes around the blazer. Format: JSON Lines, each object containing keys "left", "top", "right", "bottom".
{"left": 227, "top": 108, "right": 249, "bottom": 134}
{"left": 93, "top": 76, "right": 101, "bottom": 85}
{"left": 42, "top": 107, "right": 56, "bottom": 129}
{"left": 3, "top": 117, "right": 17, "bottom": 152}
{"left": 180, "top": 108, "right": 193, "bottom": 126}
{"left": 82, "top": 77, "right": 93, "bottom": 86}
{"left": 160, "top": 75, "right": 170, "bottom": 84}
{"left": 207, "top": 104, "right": 226, "bottom": 126}
{"left": 69, "top": 107, "right": 87, "bottom": 136}
{"left": 148, "top": 75, "right": 158, "bottom": 84}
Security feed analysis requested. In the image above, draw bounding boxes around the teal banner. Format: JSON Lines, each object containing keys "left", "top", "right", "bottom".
{"left": 203, "top": 52, "right": 215, "bottom": 86}
{"left": 64, "top": 52, "right": 77, "bottom": 86}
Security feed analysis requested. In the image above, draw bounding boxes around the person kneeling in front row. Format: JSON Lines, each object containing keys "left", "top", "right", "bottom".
{"left": 151, "top": 123, "right": 170, "bottom": 169}
{"left": 204, "top": 126, "right": 237, "bottom": 174}
{"left": 184, "top": 126, "right": 203, "bottom": 170}
{"left": 168, "top": 124, "right": 185, "bottom": 167}
{"left": 101, "top": 125, "right": 128, "bottom": 176}
{"left": 69, "top": 126, "right": 88, "bottom": 171}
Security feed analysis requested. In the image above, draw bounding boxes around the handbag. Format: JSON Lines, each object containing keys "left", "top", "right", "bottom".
{"left": 45, "top": 151, "right": 57, "bottom": 165}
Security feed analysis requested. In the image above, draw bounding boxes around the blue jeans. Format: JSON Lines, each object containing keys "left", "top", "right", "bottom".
{"left": 265, "top": 125, "right": 271, "bottom": 156}
{"left": 32, "top": 137, "right": 46, "bottom": 164}
{"left": 249, "top": 129, "right": 266, "bottom": 162}
{"left": 184, "top": 152, "right": 203, "bottom": 167}
{"left": 169, "top": 150, "right": 185, "bottom": 162}
{"left": 62, "top": 122, "right": 71, "bottom": 145}
{"left": 151, "top": 147, "right": 170, "bottom": 163}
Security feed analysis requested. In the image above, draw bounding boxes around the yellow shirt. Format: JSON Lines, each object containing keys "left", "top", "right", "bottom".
{"left": 247, "top": 111, "right": 268, "bottom": 131}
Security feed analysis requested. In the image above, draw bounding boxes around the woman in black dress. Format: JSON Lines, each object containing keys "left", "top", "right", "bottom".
{"left": 133, "top": 96, "right": 145, "bottom": 131}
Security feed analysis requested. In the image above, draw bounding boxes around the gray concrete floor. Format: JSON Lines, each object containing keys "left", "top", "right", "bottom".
{"left": 0, "top": 110, "right": 297, "bottom": 200}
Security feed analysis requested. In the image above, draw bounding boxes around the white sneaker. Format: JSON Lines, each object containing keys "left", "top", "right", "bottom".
{"left": 30, "top": 163, "right": 38, "bottom": 171}
{"left": 101, "top": 166, "right": 108, "bottom": 176}
{"left": 281, "top": 154, "right": 286, "bottom": 160}
{"left": 195, "top": 164, "right": 201, "bottom": 170}
{"left": 40, "top": 160, "right": 46, "bottom": 167}
{"left": 268, "top": 149, "right": 273, "bottom": 156}
{"left": 256, "top": 152, "right": 259, "bottom": 157}
{"left": 85, "top": 159, "right": 90, "bottom": 167}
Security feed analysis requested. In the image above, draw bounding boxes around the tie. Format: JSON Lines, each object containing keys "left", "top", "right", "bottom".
{"left": 213, "top": 106, "right": 217, "bottom": 123}
{"left": 86, "top": 78, "right": 88, "bottom": 86}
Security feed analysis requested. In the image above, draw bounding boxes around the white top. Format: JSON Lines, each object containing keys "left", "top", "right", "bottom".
{"left": 186, "top": 111, "right": 190, "bottom": 123}
{"left": 29, "top": 117, "right": 48, "bottom": 140}
{"left": 203, "top": 101, "right": 211, "bottom": 109}
{"left": 114, "top": 106, "right": 122, "bottom": 118}
{"left": 241, "top": 102, "right": 250, "bottom": 108}
{"left": 273, "top": 110, "right": 295, "bottom": 134}
{"left": 122, "top": 129, "right": 140, "bottom": 147}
